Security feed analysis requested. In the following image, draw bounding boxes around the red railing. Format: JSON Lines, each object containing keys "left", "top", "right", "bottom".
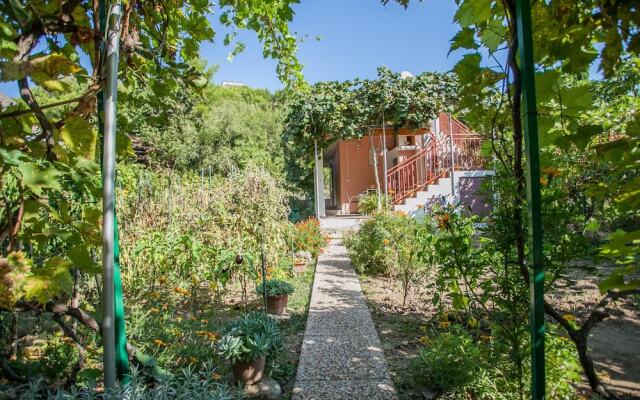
{"left": 386, "top": 117, "right": 485, "bottom": 205}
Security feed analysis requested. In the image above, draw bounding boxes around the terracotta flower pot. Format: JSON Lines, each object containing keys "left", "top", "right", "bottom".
{"left": 266, "top": 295, "right": 289, "bottom": 315}
{"left": 294, "top": 262, "right": 307, "bottom": 273}
{"left": 232, "top": 356, "right": 265, "bottom": 385}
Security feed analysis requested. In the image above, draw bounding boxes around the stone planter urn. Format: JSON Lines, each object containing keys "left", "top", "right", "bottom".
{"left": 232, "top": 356, "right": 265, "bottom": 385}
{"left": 266, "top": 295, "right": 288, "bottom": 315}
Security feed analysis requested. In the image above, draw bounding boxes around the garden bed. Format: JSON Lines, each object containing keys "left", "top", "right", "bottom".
{"left": 360, "top": 267, "right": 640, "bottom": 400}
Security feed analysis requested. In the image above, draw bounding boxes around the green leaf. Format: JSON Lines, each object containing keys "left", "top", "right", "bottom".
{"left": 59, "top": 116, "right": 97, "bottom": 159}
{"left": 24, "top": 257, "right": 73, "bottom": 304}
{"left": 449, "top": 28, "right": 478, "bottom": 54}
{"left": 599, "top": 266, "right": 640, "bottom": 294}
{"left": 17, "top": 162, "right": 62, "bottom": 196}
{"left": 0, "top": 148, "right": 28, "bottom": 167}
{"left": 454, "top": 0, "right": 492, "bottom": 28}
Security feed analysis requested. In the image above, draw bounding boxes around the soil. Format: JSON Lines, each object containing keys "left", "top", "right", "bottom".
{"left": 360, "top": 266, "right": 640, "bottom": 400}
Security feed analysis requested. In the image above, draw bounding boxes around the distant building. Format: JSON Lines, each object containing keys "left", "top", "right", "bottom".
{"left": 221, "top": 81, "right": 246, "bottom": 88}
{"left": 320, "top": 112, "right": 493, "bottom": 217}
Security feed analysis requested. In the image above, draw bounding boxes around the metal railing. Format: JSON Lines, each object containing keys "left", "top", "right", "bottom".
{"left": 386, "top": 118, "right": 485, "bottom": 204}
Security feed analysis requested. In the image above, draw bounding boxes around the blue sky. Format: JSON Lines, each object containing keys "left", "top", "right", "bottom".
{"left": 204, "top": 0, "right": 463, "bottom": 91}
{"left": 0, "top": 1, "right": 466, "bottom": 97}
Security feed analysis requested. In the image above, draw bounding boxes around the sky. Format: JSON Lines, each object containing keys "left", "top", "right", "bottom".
{"left": 0, "top": 0, "right": 465, "bottom": 97}
{"left": 203, "top": 0, "right": 464, "bottom": 91}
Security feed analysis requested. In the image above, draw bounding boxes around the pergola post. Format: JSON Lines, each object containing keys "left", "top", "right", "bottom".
{"left": 382, "top": 112, "right": 388, "bottom": 201}
{"left": 515, "top": 0, "right": 545, "bottom": 398}
{"left": 448, "top": 114, "right": 455, "bottom": 200}
{"left": 313, "top": 140, "right": 325, "bottom": 218}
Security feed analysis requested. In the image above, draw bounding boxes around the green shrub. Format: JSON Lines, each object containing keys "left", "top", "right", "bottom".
{"left": 415, "top": 325, "right": 484, "bottom": 393}
{"left": 357, "top": 192, "right": 392, "bottom": 214}
{"left": 21, "top": 363, "right": 235, "bottom": 400}
{"left": 256, "top": 279, "right": 294, "bottom": 297}
{"left": 217, "top": 312, "right": 282, "bottom": 364}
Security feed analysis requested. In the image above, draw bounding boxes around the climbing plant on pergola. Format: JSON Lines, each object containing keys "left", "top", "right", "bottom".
{"left": 282, "top": 67, "right": 459, "bottom": 194}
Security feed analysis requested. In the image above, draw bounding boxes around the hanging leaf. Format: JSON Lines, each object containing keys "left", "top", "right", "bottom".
{"left": 17, "top": 161, "right": 62, "bottom": 196}
{"left": 59, "top": 116, "right": 98, "bottom": 159}
{"left": 24, "top": 257, "right": 73, "bottom": 304}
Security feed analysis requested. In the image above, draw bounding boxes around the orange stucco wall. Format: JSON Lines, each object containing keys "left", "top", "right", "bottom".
{"left": 335, "top": 127, "right": 428, "bottom": 213}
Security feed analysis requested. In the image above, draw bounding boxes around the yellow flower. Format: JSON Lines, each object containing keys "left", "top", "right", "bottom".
{"left": 419, "top": 336, "right": 430, "bottom": 345}
{"left": 562, "top": 314, "right": 576, "bottom": 322}
{"left": 468, "top": 317, "right": 478, "bottom": 329}
{"left": 153, "top": 339, "right": 166, "bottom": 347}
{"left": 382, "top": 239, "right": 390, "bottom": 245}
{"left": 211, "top": 372, "right": 222, "bottom": 381}
{"left": 189, "top": 357, "right": 197, "bottom": 364}
{"left": 439, "top": 321, "right": 451, "bottom": 329}
{"left": 209, "top": 281, "right": 218, "bottom": 290}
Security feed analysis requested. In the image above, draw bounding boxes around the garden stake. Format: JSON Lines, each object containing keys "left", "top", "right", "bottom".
{"left": 515, "top": 0, "right": 545, "bottom": 398}
{"left": 261, "top": 237, "right": 268, "bottom": 313}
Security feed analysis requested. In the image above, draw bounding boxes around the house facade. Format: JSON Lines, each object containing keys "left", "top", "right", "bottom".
{"left": 316, "top": 112, "right": 493, "bottom": 217}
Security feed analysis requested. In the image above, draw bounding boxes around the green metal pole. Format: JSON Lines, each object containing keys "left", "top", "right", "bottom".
{"left": 514, "top": 0, "right": 545, "bottom": 398}
{"left": 99, "top": 0, "right": 130, "bottom": 388}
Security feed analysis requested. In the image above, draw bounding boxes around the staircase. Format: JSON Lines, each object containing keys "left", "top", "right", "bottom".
{"left": 386, "top": 116, "right": 485, "bottom": 216}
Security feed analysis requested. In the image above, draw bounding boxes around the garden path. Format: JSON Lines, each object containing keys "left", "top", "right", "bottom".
{"left": 293, "top": 217, "right": 397, "bottom": 400}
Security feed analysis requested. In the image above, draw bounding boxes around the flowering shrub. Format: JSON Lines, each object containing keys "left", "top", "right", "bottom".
{"left": 345, "top": 211, "right": 436, "bottom": 306}
{"left": 292, "top": 218, "right": 328, "bottom": 257}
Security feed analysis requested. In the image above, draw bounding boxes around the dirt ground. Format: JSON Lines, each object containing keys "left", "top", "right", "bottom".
{"left": 360, "top": 266, "right": 640, "bottom": 400}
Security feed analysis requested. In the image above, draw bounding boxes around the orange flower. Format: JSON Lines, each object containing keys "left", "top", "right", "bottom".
{"left": 540, "top": 177, "right": 549, "bottom": 186}
{"left": 437, "top": 213, "right": 451, "bottom": 229}
{"left": 153, "top": 339, "right": 166, "bottom": 347}
{"left": 382, "top": 239, "right": 390, "bottom": 245}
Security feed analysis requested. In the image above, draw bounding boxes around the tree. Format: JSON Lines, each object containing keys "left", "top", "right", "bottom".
{"left": 0, "top": 0, "right": 302, "bottom": 385}
{"left": 441, "top": 0, "right": 639, "bottom": 396}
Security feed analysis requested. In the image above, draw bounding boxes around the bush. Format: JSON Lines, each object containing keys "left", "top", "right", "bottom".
{"left": 217, "top": 312, "right": 282, "bottom": 364}
{"left": 293, "top": 218, "right": 327, "bottom": 257}
{"left": 357, "top": 192, "right": 392, "bottom": 215}
{"left": 19, "top": 363, "right": 235, "bottom": 400}
{"left": 256, "top": 279, "right": 294, "bottom": 297}
{"left": 415, "top": 325, "right": 484, "bottom": 393}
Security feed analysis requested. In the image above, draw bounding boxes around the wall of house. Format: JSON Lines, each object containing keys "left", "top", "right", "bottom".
{"left": 337, "top": 137, "right": 379, "bottom": 213}
{"left": 336, "top": 128, "right": 427, "bottom": 213}
{"left": 455, "top": 171, "right": 493, "bottom": 216}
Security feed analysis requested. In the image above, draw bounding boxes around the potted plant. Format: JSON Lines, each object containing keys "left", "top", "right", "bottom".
{"left": 293, "top": 257, "right": 307, "bottom": 273}
{"left": 256, "top": 279, "right": 294, "bottom": 315}
{"left": 217, "top": 312, "right": 281, "bottom": 385}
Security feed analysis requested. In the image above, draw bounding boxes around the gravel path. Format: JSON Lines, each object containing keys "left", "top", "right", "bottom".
{"left": 293, "top": 219, "right": 397, "bottom": 400}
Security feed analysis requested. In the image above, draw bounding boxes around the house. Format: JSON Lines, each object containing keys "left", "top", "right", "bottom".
{"left": 314, "top": 112, "right": 494, "bottom": 217}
